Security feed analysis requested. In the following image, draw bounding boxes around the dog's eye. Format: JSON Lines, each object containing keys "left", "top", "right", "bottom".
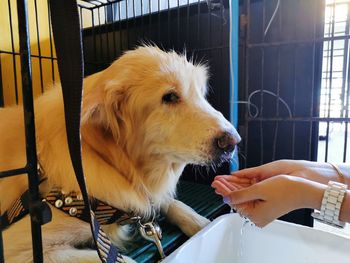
{"left": 162, "top": 92, "right": 180, "bottom": 104}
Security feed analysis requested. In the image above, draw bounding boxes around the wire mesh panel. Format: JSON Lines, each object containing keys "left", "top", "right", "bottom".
{"left": 239, "top": 0, "right": 325, "bottom": 226}
{"left": 0, "top": 0, "right": 60, "bottom": 107}
{"left": 239, "top": 0, "right": 350, "bottom": 167}
{"left": 239, "top": 0, "right": 324, "bottom": 165}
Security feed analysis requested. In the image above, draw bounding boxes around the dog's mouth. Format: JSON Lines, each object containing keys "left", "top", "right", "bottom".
{"left": 209, "top": 147, "right": 236, "bottom": 166}
{"left": 186, "top": 145, "right": 236, "bottom": 168}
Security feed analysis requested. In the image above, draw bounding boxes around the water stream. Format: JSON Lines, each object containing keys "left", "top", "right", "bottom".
{"left": 237, "top": 218, "right": 254, "bottom": 262}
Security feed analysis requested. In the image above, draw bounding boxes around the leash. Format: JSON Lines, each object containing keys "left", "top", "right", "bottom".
{"left": 48, "top": 1, "right": 124, "bottom": 262}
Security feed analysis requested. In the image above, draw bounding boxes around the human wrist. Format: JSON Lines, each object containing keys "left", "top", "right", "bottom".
{"left": 337, "top": 164, "right": 350, "bottom": 185}
{"left": 296, "top": 178, "right": 327, "bottom": 210}
{"left": 327, "top": 163, "right": 347, "bottom": 184}
{"left": 297, "top": 161, "right": 346, "bottom": 185}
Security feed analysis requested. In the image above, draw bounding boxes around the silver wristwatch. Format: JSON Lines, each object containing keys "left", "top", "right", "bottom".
{"left": 312, "top": 181, "right": 347, "bottom": 228}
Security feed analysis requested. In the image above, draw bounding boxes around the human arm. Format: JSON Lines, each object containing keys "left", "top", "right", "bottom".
{"left": 212, "top": 175, "right": 326, "bottom": 227}
{"left": 211, "top": 160, "right": 350, "bottom": 227}
{"left": 229, "top": 160, "right": 350, "bottom": 186}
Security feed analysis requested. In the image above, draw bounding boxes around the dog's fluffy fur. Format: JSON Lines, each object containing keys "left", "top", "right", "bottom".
{"left": 0, "top": 46, "right": 240, "bottom": 262}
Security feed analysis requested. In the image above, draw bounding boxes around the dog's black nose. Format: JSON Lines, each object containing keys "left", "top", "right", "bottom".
{"left": 216, "top": 131, "right": 238, "bottom": 153}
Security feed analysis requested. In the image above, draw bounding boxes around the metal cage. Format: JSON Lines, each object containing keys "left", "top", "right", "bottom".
{"left": 238, "top": 0, "right": 324, "bottom": 226}
{"left": 0, "top": 0, "right": 232, "bottom": 262}
{"left": 2, "top": 0, "right": 349, "bottom": 262}
{"left": 238, "top": 0, "right": 350, "bottom": 226}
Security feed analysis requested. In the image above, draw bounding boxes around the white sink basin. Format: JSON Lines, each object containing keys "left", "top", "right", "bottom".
{"left": 163, "top": 213, "right": 350, "bottom": 263}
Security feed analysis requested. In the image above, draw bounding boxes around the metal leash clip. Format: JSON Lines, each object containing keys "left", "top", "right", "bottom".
{"left": 138, "top": 221, "right": 165, "bottom": 260}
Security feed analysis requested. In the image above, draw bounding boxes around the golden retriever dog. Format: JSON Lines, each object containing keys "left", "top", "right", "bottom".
{"left": 0, "top": 46, "right": 240, "bottom": 262}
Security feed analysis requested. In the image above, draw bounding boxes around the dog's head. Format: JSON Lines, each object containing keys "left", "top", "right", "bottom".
{"left": 82, "top": 46, "right": 240, "bottom": 168}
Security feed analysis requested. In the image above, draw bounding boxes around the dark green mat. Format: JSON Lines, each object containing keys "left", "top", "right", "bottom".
{"left": 126, "top": 181, "right": 227, "bottom": 262}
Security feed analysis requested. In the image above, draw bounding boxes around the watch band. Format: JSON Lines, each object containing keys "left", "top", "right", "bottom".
{"left": 312, "top": 181, "right": 347, "bottom": 228}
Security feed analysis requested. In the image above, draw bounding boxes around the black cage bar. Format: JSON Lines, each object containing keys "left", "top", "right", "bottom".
{"left": 0, "top": 0, "right": 44, "bottom": 262}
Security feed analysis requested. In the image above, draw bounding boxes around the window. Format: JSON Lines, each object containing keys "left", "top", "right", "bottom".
{"left": 318, "top": 0, "right": 350, "bottom": 162}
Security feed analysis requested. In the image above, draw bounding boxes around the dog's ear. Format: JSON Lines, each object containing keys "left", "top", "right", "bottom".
{"left": 82, "top": 93, "right": 125, "bottom": 142}
{"left": 82, "top": 77, "right": 127, "bottom": 142}
{"left": 81, "top": 102, "right": 107, "bottom": 125}
{"left": 104, "top": 88, "right": 127, "bottom": 142}
{"left": 81, "top": 87, "right": 108, "bottom": 126}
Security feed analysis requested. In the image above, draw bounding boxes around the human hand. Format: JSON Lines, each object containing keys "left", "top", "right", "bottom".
{"left": 212, "top": 175, "right": 325, "bottom": 227}
{"left": 211, "top": 174, "right": 254, "bottom": 220}
{"left": 230, "top": 160, "right": 342, "bottom": 185}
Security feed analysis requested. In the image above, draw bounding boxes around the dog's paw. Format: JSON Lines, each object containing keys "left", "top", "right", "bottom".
{"left": 164, "top": 199, "right": 211, "bottom": 237}
{"left": 180, "top": 213, "right": 211, "bottom": 237}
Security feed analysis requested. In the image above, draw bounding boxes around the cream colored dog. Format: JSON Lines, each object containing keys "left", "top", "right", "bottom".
{"left": 0, "top": 46, "right": 240, "bottom": 262}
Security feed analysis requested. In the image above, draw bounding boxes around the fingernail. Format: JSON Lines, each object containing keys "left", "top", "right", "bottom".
{"left": 223, "top": 196, "right": 230, "bottom": 204}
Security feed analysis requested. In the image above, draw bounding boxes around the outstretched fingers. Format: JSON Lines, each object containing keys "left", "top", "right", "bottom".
{"left": 211, "top": 180, "right": 232, "bottom": 196}
{"left": 225, "top": 184, "right": 262, "bottom": 205}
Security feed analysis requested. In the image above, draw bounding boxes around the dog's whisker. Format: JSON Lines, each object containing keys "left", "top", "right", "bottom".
{"left": 210, "top": 163, "right": 217, "bottom": 173}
